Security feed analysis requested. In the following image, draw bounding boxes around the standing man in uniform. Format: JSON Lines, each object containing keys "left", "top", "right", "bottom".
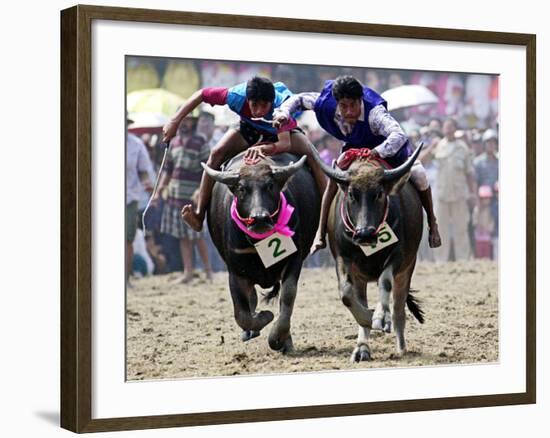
{"left": 433, "top": 117, "right": 477, "bottom": 262}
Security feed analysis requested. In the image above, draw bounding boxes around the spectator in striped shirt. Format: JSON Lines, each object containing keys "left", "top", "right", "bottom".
{"left": 154, "top": 117, "right": 213, "bottom": 283}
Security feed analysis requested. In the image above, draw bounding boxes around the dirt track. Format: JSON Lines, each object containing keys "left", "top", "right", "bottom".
{"left": 126, "top": 260, "right": 498, "bottom": 380}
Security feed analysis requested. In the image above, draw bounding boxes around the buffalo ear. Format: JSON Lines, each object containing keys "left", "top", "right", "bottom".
{"left": 335, "top": 179, "right": 350, "bottom": 193}
{"left": 270, "top": 155, "right": 307, "bottom": 190}
{"left": 383, "top": 171, "right": 411, "bottom": 195}
{"left": 272, "top": 172, "right": 291, "bottom": 191}
{"left": 225, "top": 181, "right": 241, "bottom": 195}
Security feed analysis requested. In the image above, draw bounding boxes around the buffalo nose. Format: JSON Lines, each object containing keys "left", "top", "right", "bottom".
{"left": 251, "top": 212, "right": 271, "bottom": 224}
{"left": 354, "top": 226, "right": 377, "bottom": 244}
{"left": 249, "top": 211, "right": 273, "bottom": 233}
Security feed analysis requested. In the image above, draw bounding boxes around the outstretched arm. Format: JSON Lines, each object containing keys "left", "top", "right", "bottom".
{"left": 368, "top": 104, "right": 408, "bottom": 159}
{"left": 273, "top": 92, "right": 320, "bottom": 127}
{"left": 162, "top": 89, "right": 204, "bottom": 143}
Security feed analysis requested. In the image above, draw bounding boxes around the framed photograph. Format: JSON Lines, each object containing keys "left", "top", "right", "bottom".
{"left": 60, "top": 4, "right": 536, "bottom": 433}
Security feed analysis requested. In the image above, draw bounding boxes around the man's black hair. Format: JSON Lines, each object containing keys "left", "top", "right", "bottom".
{"left": 444, "top": 116, "right": 458, "bottom": 129}
{"left": 246, "top": 76, "right": 275, "bottom": 102}
{"left": 198, "top": 111, "right": 215, "bottom": 122}
{"left": 332, "top": 75, "right": 363, "bottom": 101}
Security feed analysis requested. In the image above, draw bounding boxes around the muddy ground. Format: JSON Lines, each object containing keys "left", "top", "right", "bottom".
{"left": 126, "top": 260, "right": 498, "bottom": 380}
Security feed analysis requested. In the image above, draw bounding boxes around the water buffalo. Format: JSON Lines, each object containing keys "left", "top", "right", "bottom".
{"left": 312, "top": 145, "right": 425, "bottom": 362}
{"left": 202, "top": 152, "right": 320, "bottom": 352}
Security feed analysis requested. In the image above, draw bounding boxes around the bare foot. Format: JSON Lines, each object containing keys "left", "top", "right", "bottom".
{"left": 309, "top": 233, "right": 326, "bottom": 255}
{"left": 428, "top": 223, "right": 442, "bottom": 248}
{"left": 181, "top": 204, "right": 204, "bottom": 232}
{"left": 170, "top": 274, "right": 193, "bottom": 285}
{"left": 205, "top": 270, "right": 213, "bottom": 283}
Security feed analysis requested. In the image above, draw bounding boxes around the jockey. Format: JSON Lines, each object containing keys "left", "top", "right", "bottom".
{"left": 273, "top": 75, "right": 441, "bottom": 253}
{"left": 162, "top": 76, "right": 327, "bottom": 232}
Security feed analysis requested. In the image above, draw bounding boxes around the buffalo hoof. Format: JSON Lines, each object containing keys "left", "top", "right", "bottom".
{"left": 280, "top": 335, "right": 294, "bottom": 354}
{"left": 372, "top": 316, "right": 392, "bottom": 333}
{"left": 268, "top": 333, "right": 293, "bottom": 353}
{"left": 253, "top": 310, "right": 274, "bottom": 331}
{"left": 350, "top": 345, "right": 372, "bottom": 363}
{"left": 241, "top": 330, "right": 260, "bottom": 342}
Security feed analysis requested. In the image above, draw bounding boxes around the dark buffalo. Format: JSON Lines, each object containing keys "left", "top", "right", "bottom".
{"left": 312, "top": 145, "right": 425, "bottom": 362}
{"left": 202, "top": 152, "right": 320, "bottom": 352}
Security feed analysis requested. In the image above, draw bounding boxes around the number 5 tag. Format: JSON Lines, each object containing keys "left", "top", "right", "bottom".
{"left": 359, "top": 222, "right": 399, "bottom": 257}
{"left": 254, "top": 232, "right": 297, "bottom": 268}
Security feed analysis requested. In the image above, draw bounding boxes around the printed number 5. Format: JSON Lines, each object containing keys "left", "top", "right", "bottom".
{"left": 378, "top": 230, "right": 391, "bottom": 243}
{"left": 269, "top": 237, "right": 287, "bottom": 258}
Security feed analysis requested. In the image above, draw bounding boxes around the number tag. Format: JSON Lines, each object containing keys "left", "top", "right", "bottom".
{"left": 359, "top": 222, "right": 399, "bottom": 257}
{"left": 254, "top": 232, "right": 297, "bottom": 268}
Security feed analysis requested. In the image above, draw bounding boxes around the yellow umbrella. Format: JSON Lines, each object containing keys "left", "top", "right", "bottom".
{"left": 126, "top": 88, "right": 186, "bottom": 117}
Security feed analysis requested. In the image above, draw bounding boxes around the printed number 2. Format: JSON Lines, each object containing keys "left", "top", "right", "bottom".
{"left": 269, "top": 237, "right": 287, "bottom": 258}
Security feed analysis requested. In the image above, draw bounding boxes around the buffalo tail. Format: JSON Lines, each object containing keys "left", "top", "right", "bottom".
{"left": 406, "top": 289, "right": 425, "bottom": 324}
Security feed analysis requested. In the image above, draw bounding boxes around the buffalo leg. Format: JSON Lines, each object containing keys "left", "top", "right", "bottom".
{"left": 241, "top": 287, "right": 261, "bottom": 341}
{"left": 392, "top": 263, "right": 415, "bottom": 356}
{"left": 373, "top": 266, "right": 393, "bottom": 333}
{"left": 335, "top": 257, "right": 374, "bottom": 361}
{"left": 351, "top": 326, "right": 372, "bottom": 363}
{"left": 336, "top": 257, "right": 373, "bottom": 328}
{"left": 229, "top": 273, "right": 274, "bottom": 338}
{"left": 268, "top": 258, "right": 301, "bottom": 353}
{"left": 349, "top": 280, "right": 373, "bottom": 362}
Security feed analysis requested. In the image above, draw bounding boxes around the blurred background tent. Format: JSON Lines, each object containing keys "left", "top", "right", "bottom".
{"left": 127, "top": 88, "right": 186, "bottom": 117}
{"left": 126, "top": 61, "right": 161, "bottom": 93}
{"left": 162, "top": 60, "right": 201, "bottom": 98}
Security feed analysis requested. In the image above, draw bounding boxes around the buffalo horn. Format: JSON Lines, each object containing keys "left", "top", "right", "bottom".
{"left": 201, "top": 162, "right": 240, "bottom": 186}
{"left": 382, "top": 142, "right": 423, "bottom": 182}
{"left": 309, "top": 147, "right": 351, "bottom": 185}
{"left": 269, "top": 155, "right": 307, "bottom": 180}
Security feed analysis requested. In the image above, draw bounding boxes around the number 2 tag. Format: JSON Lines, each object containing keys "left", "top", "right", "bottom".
{"left": 359, "top": 222, "right": 399, "bottom": 257}
{"left": 254, "top": 232, "right": 297, "bottom": 268}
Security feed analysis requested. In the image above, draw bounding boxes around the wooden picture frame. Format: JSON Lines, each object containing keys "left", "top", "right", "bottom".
{"left": 60, "top": 4, "right": 536, "bottom": 433}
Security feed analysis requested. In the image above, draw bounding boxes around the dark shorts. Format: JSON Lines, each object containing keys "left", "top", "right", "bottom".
{"left": 126, "top": 201, "right": 138, "bottom": 243}
{"left": 341, "top": 140, "right": 412, "bottom": 169}
{"left": 239, "top": 121, "right": 305, "bottom": 146}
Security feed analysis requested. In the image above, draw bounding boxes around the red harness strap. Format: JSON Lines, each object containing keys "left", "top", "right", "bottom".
{"left": 336, "top": 148, "right": 392, "bottom": 171}
{"left": 233, "top": 195, "right": 282, "bottom": 226}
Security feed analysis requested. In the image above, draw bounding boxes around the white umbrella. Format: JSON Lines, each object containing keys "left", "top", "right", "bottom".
{"left": 127, "top": 112, "right": 169, "bottom": 128}
{"left": 381, "top": 85, "right": 439, "bottom": 112}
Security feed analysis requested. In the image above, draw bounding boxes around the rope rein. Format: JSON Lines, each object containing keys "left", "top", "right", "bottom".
{"left": 340, "top": 193, "right": 389, "bottom": 237}
{"left": 141, "top": 142, "right": 169, "bottom": 234}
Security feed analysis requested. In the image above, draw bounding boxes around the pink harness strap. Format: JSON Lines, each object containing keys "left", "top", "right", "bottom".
{"left": 230, "top": 192, "right": 295, "bottom": 240}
